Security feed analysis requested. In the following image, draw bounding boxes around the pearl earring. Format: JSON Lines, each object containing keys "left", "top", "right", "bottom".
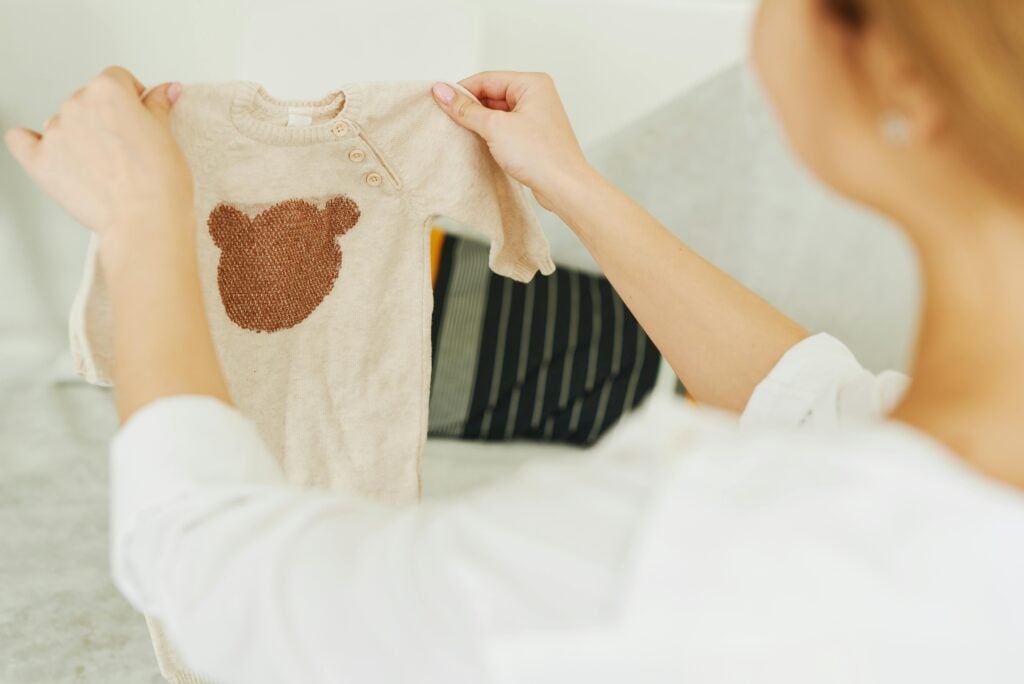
{"left": 880, "top": 110, "right": 912, "bottom": 145}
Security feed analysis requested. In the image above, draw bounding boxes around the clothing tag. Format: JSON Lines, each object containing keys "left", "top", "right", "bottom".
{"left": 286, "top": 108, "right": 313, "bottom": 127}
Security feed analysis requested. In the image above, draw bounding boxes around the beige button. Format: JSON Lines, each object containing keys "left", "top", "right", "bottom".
{"left": 348, "top": 148, "right": 366, "bottom": 163}
{"left": 365, "top": 172, "right": 383, "bottom": 187}
{"left": 331, "top": 121, "right": 349, "bottom": 136}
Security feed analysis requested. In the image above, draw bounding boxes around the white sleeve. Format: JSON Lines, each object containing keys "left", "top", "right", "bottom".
{"left": 109, "top": 395, "right": 668, "bottom": 684}
{"left": 739, "top": 332, "right": 911, "bottom": 429}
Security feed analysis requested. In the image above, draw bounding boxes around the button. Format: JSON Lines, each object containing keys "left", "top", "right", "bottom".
{"left": 365, "top": 172, "right": 383, "bottom": 187}
{"left": 331, "top": 121, "right": 349, "bottom": 136}
{"left": 348, "top": 148, "right": 366, "bottom": 163}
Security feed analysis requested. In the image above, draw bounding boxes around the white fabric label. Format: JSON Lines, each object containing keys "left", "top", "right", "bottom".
{"left": 286, "top": 110, "right": 313, "bottom": 127}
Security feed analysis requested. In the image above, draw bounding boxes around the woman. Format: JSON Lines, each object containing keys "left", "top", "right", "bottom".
{"left": 6, "top": 0, "right": 1023, "bottom": 681}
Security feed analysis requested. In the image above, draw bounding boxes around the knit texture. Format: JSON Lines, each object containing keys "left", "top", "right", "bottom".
{"left": 67, "top": 79, "right": 555, "bottom": 683}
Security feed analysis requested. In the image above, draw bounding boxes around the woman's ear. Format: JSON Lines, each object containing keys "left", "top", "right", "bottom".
{"left": 207, "top": 203, "right": 252, "bottom": 249}
{"left": 858, "top": 24, "right": 945, "bottom": 146}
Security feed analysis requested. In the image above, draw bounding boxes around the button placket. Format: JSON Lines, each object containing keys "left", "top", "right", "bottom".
{"left": 330, "top": 121, "right": 394, "bottom": 189}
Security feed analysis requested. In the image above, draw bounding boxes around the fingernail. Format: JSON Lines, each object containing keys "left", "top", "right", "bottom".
{"left": 432, "top": 83, "right": 455, "bottom": 105}
{"left": 167, "top": 82, "right": 182, "bottom": 103}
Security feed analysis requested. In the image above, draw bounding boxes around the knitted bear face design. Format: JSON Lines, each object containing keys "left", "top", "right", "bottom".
{"left": 207, "top": 195, "right": 361, "bottom": 332}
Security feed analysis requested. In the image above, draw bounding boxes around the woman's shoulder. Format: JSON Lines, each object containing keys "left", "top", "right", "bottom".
{"left": 603, "top": 395, "right": 1024, "bottom": 657}
{"left": 610, "top": 391, "right": 1017, "bottom": 505}
{"left": 599, "top": 392, "right": 1024, "bottom": 571}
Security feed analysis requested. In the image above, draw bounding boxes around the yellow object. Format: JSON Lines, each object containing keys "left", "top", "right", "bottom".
{"left": 430, "top": 228, "right": 446, "bottom": 285}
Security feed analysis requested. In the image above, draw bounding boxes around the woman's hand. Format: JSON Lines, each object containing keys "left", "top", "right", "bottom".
{"left": 4, "top": 66, "right": 190, "bottom": 253}
{"left": 432, "top": 71, "right": 590, "bottom": 212}
{"left": 5, "top": 66, "right": 232, "bottom": 422}
{"left": 436, "top": 71, "right": 808, "bottom": 413}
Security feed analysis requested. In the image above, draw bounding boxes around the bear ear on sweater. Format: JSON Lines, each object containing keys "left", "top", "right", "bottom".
{"left": 208, "top": 203, "right": 252, "bottom": 249}
{"left": 322, "top": 195, "right": 361, "bottom": 236}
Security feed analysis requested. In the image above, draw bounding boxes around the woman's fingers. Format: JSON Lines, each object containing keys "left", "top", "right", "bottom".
{"left": 5, "top": 64, "right": 194, "bottom": 237}
{"left": 431, "top": 82, "right": 496, "bottom": 135}
{"left": 432, "top": 69, "right": 589, "bottom": 204}
{"left": 458, "top": 71, "right": 532, "bottom": 110}
{"left": 480, "top": 97, "right": 512, "bottom": 112}
{"left": 458, "top": 70, "right": 552, "bottom": 111}
{"left": 458, "top": 72, "right": 514, "bottom": 103}
{"left": 6, "top": 66, "right": 143, "bottom": 179}
{"left": 99, "top": 65, "right": 146, "bottom": 96}
{"left": 3, "top": 127, "right": 43, "bottom": 178}
{"left": 141, "top": 82, "right": 183, "bottom": 123}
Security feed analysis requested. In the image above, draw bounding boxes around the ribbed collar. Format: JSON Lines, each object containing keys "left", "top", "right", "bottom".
{"left": 229, "top": 80, "right": 365, "bottom": 146}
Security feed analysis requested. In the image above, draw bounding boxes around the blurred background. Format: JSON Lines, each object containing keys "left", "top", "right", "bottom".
{"left": 0, "top": 0, "right": 919, "bottom": 681}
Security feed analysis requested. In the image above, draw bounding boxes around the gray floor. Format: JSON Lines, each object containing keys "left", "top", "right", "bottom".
{"left": 1, "top": 354, "right": 164, "bottom": 684}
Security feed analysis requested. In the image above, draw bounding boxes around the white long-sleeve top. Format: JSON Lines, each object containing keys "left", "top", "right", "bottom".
{"left": 109, "top": 333, "right": 1024, "bottom": 683}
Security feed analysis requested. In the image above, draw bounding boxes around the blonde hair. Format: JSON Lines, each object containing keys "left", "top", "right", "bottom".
{"left": 827, "top": 0, "right": 1024, "bottom": 193}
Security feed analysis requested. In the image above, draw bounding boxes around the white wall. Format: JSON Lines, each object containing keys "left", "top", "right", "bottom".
{"left": 1, "top": 0, "right": 754, "bottom": 146}
{"left": 0, "top": 0, "right": 755, "bottom": 361}
{"left": 479, "top": 0, "right": 756, "bottom": 145}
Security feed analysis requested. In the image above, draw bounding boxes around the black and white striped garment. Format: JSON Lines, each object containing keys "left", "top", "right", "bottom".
{"left": 429, "top": 235, "right": 663, "bottom": 446}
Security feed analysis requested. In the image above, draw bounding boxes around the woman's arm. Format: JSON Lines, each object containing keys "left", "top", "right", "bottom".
{"left": 103, "top": 392, "right": 677, "bottom": 683}
{"left": 550, "top": 165, "right": 810, "bottom": 412}
{"left": 4, "top": 66, "right": 231, "bottom": 423}
{"left": 432, "top": 72, "right": 809, "bottom": 412}
{"left": 100, "top": 222, "right": 232, "bottom": 420}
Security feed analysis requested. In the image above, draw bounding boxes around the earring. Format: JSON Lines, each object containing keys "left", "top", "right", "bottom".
{"left": 880, "top": 110, "right": 912, "bottom": 145}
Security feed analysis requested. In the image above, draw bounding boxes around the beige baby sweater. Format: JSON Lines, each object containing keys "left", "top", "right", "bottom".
{"left": 68, "top": 79, "right": 555, "bottom": 683}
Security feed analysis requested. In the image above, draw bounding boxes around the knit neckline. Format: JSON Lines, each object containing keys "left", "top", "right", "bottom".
{"left": 229, "top": 80, "right": 365, "bottom": 146}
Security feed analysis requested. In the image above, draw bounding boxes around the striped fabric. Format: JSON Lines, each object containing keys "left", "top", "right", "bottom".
{"left": 429, "top": 233, "right": 663, "bottom": 446}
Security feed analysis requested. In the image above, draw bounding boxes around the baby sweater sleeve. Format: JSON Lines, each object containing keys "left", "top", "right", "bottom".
{"left": 368, "top": 82, "right": 556, "bottom": 283}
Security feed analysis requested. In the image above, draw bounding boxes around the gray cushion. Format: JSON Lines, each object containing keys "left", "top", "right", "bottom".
{"left": 533, "top": 63, "right": 919, "bottom": 373}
